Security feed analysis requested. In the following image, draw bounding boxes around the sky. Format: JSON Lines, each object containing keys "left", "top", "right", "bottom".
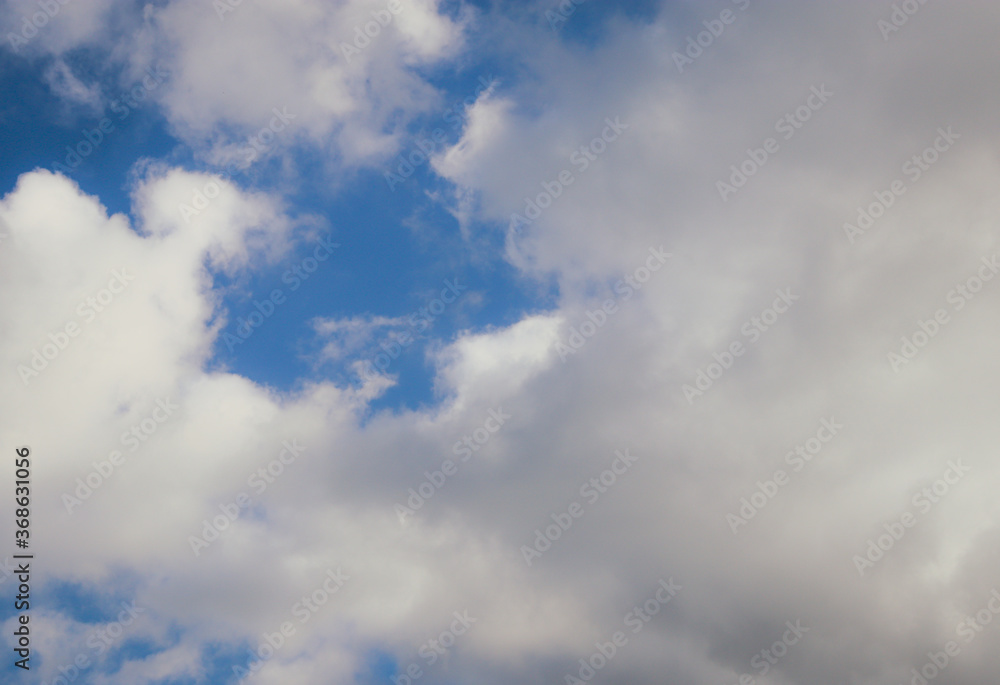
{"left": 1, "top": 0, "right": 1000, "bottom": 684}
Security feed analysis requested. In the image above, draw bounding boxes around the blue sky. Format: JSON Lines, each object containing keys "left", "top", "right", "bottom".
{"left": 0, "top": 8, "right": 592, "bottom": 420}
{"left": 3, "top": 1, "right": 1000, "bottom": 684}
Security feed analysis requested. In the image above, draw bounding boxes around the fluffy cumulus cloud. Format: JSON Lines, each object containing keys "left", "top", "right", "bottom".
{"left": 2, "top": 0, "right": 469, "bottom": 168}
{"left": 3, "top": 1, "right": 1000, "bottom": 684}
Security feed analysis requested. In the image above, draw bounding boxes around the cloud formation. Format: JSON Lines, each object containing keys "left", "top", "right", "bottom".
{"left": 3, "top": 1, "right": 1000, "bottom": 684}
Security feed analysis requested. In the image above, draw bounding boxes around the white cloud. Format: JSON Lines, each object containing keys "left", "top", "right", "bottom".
{"left": 5, "top": 1, "right": 1000, "bottom": 684}
{"left": 4, "top": 0, "right": 470, "bottom": 172}
{"left": 42, "top": 57, "right": 103, "bottom": 112}
{"left": 313, "top": 313, "right": 406, "bottom": 362}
